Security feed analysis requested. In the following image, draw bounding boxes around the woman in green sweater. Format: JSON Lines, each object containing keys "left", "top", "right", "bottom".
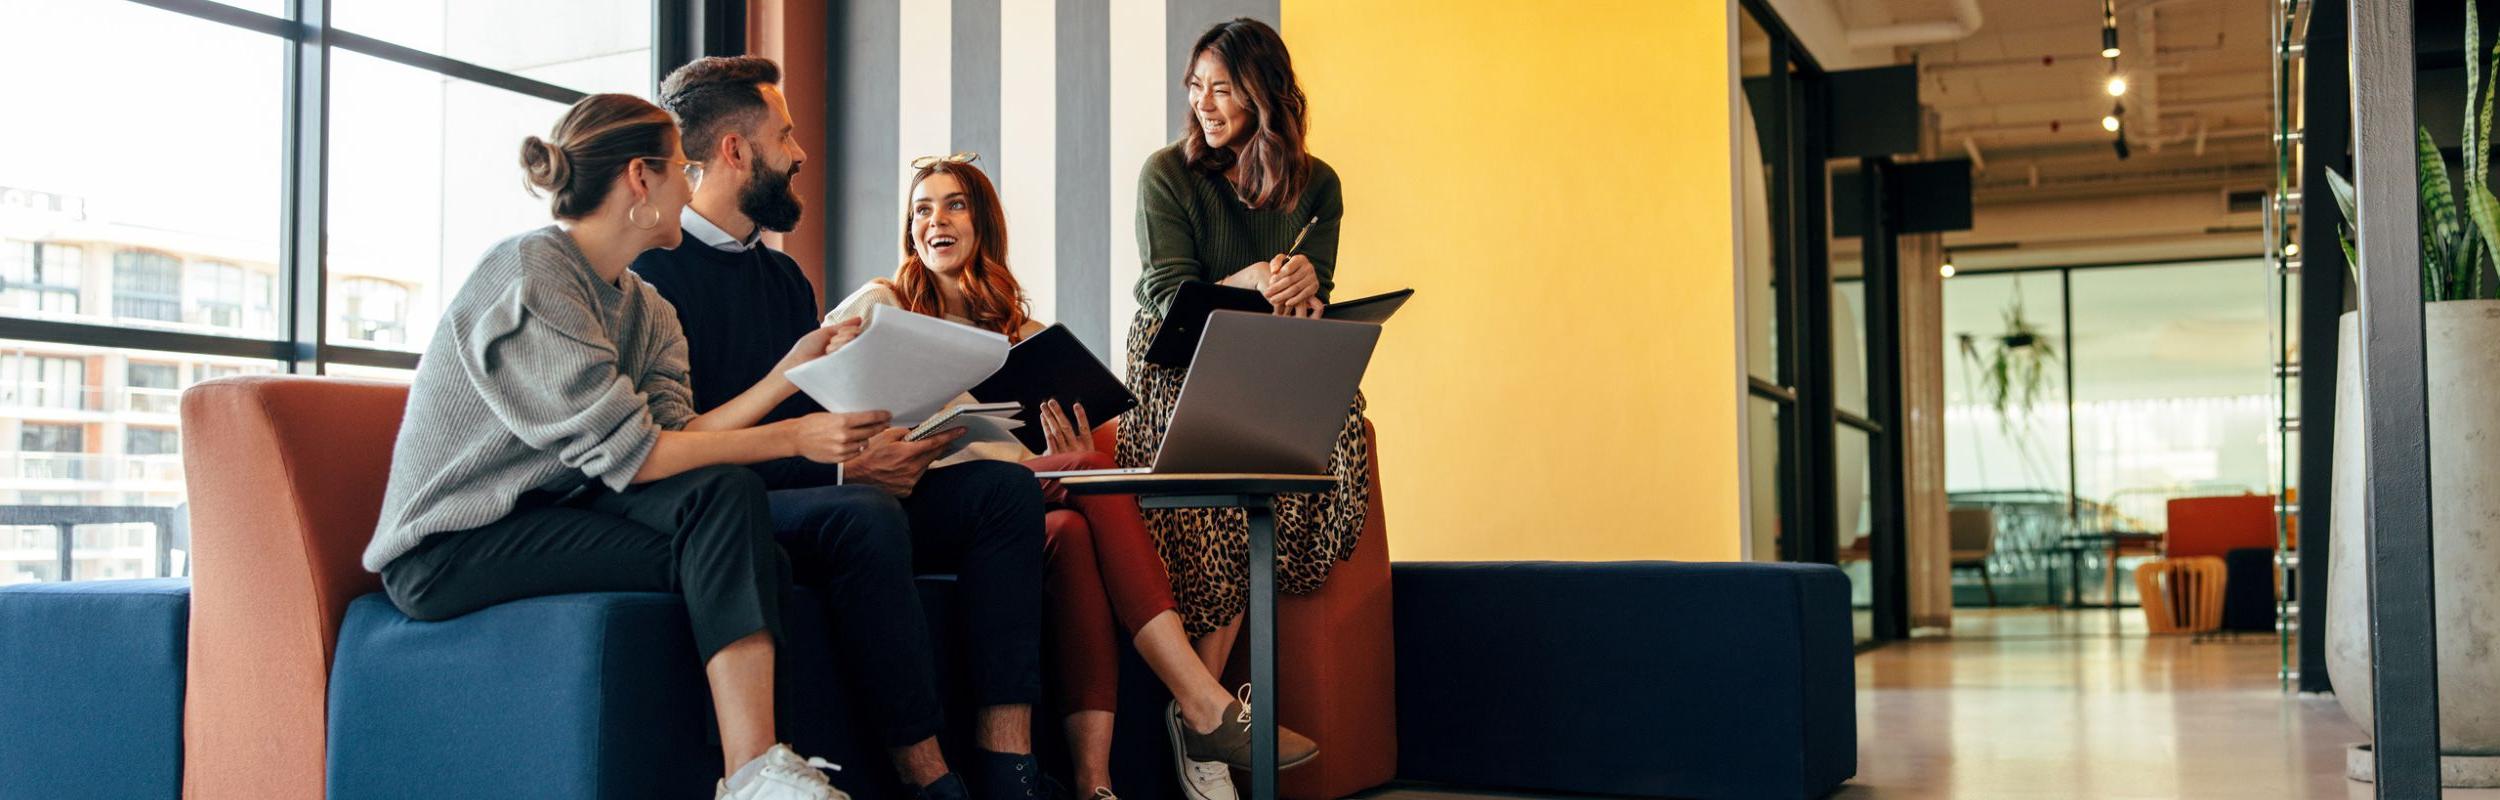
{"left": 1117, "top": 18, "right": 1366, "bottom": 800}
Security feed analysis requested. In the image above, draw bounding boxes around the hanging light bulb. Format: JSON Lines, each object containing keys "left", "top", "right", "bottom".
{"left": 1941, "top": 252, "right": 1957, "bottom": 278}
{"left": 2106, "top": 75, "right": 2127, "bottom": 96}
{"left": 2102, "top": 114, "right": 2121, "bottom": 132}
{"left": 2101, "top": 0, "right": 2121, "bottom": 58}
{"left": 2285, "top": 242, "right": 2302, "bottom": 257}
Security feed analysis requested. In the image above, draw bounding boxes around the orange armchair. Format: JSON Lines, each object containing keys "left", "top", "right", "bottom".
{"left": 180, "top": 377, "right": 409, "bottom": 800}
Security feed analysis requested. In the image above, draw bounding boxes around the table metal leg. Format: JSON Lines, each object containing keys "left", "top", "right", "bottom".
{"left": 2067, "top": 548, "right": 2083, "bottom": 609}
{"left": 1246, "top": 497, "right": 1277, "bottom": 800}
{"left": 2104, "top": 543, "right": 2120, "bottom": 611}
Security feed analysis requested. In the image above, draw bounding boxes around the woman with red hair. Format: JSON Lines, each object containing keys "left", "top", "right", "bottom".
{"left": 827, "top": 154, "right": 1296, "bottom": 800}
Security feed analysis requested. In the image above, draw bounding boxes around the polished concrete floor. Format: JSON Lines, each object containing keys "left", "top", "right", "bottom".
{"left": 1361, "top": 608, "right": 2482, "bottom": 800}
{"left": 1839, "top": 609, "right": 2421, "bottom": 799}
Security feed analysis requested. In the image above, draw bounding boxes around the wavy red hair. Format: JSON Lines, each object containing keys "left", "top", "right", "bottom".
{"left": 886, "top": 160, "right": 1032, "bottom": 341}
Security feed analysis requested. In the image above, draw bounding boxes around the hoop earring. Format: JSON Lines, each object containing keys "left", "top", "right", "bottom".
{"left": 628, "top": 200, "right": 660, "bottom": 230}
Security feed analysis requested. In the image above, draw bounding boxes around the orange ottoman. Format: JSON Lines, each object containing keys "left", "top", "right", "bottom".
{"left": 1091, "top": 420, "right": 1398, "bottom": 800}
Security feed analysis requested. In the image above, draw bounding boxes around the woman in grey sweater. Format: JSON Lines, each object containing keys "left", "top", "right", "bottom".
{"left": 366, "top": 93, "right": 881, "bottom": 800}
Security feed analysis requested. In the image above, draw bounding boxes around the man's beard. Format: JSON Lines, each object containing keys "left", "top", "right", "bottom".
{"left": 740, "top": 158, "right": 805, "bottom": 233}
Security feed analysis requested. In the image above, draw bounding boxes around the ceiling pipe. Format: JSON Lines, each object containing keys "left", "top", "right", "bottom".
{"left": 2134, "top": 5, "right": 2164, "bottom": 150}
{"left": 1846, "top": 0, "right": 1983, "bottom": 48}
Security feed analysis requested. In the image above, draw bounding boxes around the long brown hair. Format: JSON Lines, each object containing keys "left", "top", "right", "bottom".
{"left": 1180, "top": 18, "right": 1310, "bottom": 211}
{"left": 520, "top": 94, "right": 675, "bottom": 219}
{"left": 886, "top": 160, "right": 1032, "bottom": 340}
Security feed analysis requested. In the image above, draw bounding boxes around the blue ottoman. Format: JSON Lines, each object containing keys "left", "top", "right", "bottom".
{"left": 328, "top": 577, "right": 978, "bottom": 800}
{"left": 1391, "top": 561, "right": 1858, "bottom": 799}
{"left": 0, "top": 578, "right": 192, "bottom": 800}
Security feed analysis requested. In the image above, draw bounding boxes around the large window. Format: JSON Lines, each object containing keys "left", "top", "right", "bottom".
{"left": 1941, "top": 259, "right": 2273, "bottom": 606}
{"left": 0, "top": 0, "right": 669, "bottom": 585}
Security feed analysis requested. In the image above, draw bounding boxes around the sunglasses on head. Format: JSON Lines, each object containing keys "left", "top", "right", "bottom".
{"left": 910, "top": 152, "right": 980, "bottom": 169}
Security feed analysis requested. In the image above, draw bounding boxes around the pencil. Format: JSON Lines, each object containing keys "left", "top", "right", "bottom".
{"left": 1285, "top": 215, "right": 1319, "bottom": 255}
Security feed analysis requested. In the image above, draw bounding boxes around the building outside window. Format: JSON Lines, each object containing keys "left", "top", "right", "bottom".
{"left": 0, "top": 240, "right": 83, "bottom": 316}
{"left": 337, "top": 277, "right": 411, "bottom": 346}
{"left": 124, "top": 426, "right": 178, "bottom": 456}
{"left": 0, "top": 0, "right": 655, "bottom": 584}
{"left": 112, "top": 250, "right": 182, "bottom": 323}
{"left": 0, "top": 353, "right": 87, "bottom": 411}
{"left": 126, "top": 361, "right": 181, "bottom": 415}
{"left": 19, "top": 421, "right": 87, "bottom": 482}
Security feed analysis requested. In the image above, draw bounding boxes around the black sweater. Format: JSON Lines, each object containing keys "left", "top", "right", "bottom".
{"left": 630, "top": 231, "right": 823, "bottom": 424}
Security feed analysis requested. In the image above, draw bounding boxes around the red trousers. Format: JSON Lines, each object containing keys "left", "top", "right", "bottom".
{"left": 1028, "top": 451, "right": 1179, "bottom": 713}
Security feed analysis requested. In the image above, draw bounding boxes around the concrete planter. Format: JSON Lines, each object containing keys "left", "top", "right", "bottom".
{"left": 2329, "top": 301, "right": 2500, "bottom": 784}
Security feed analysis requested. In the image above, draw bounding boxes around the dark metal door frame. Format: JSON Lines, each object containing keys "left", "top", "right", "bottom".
{"left": 2348, "top": 0, "right": 2441, "bottom": 794}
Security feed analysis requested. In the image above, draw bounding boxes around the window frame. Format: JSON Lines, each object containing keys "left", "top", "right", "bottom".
{"left": 0, "top": 0, "right": 711, "bottom": 373}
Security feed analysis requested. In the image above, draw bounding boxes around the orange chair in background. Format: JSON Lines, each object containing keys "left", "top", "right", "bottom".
{"left": 2134, "top": 494, "right": 2280, "bottom": 636}
{"left": 2164, "top": 494, "right": 2279, "bottom": 559}
{"left": 2136, "top": 557, "right": 2227, "bottom": 634}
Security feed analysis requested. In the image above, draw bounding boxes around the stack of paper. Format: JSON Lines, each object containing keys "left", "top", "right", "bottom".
{"left": 784, "top": 305, "right": 1010, "bottom": 425}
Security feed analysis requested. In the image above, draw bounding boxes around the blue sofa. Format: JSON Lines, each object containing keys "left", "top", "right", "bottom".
{"left": 327, "top": 578, "right": 978, "bottom": 800}
{"left": 1391, "top": 561, "right": 1858, "bottom": 800}
{"left": 0, "top": 562, "right": 1856, "bottom": 800}
{"left": 0, "top": 578, "right": 192, "bottom": 800}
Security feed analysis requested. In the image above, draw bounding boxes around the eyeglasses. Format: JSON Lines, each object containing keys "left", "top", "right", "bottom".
{"left": 910, "top": 152, "right": 980, "bottom": 169}
{"left": 640, "top": 157, "right": 704, "bottom": 186}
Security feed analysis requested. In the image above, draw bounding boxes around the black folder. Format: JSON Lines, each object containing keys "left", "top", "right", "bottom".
{"left": 1142, "top": 282, "right": 1413, "bottom": 368}
{"left": 968, "top": 324, "right": 1139, "bottom": 452}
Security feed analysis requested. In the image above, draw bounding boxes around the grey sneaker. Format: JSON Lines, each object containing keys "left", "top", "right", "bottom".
{"left": 1167, "top": 685, "right": 1320, "bottom": 773}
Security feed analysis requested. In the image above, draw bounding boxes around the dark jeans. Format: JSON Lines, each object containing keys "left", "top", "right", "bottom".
{"left": 763, "top": 458, "right": 1046, "bottom": 749}
{"left": 380, "top": 465, "right": 787, "bottom": 662}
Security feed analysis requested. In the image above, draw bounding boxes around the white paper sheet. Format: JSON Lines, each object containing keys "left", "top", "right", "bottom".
{"left": 784, "top": 305, "right": 1011, "bottom": 425}
{"left": 928, "top": 413, "right": 1026, "bottom": 458}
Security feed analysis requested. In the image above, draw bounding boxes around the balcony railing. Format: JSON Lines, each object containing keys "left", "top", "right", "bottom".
{"left": 3, "top": 453, "right": 184, "bottom": 484}
{"left": 122, "top": 387, "right": 181, "bottom": 415}
{"left": 0, "top": 384, "right": 101, "bottom": 412}
{"left": 0, "top": 384, "right": 190, "bottom": 415}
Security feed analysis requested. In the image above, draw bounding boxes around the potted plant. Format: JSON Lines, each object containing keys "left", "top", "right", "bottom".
{"left": 2323, "top": 1, "right": 2500, "bottom": 784}
{"left": 1954, "top": 296, "right": 2065, "bottom": 492}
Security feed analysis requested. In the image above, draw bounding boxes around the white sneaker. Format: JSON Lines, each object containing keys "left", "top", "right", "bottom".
{"left": 1166, "top": 701, "right": 1239, "bottom": 800}
{"left": 716, "top": 744, "right": 849, "bottom": 800}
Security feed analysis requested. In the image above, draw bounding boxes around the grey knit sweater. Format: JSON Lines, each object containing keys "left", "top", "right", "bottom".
{"left": 364, "top": 225, "right": 699, "bottom": 571}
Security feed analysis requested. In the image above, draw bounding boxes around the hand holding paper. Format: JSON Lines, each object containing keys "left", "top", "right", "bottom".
{"left": 784, "top": 305, "right": 1010, "bottom": 425}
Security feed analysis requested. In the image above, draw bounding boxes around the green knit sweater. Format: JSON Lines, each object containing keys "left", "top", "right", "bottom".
{"left": 1132, "top": 142, "right": 1343, "bottom": 315}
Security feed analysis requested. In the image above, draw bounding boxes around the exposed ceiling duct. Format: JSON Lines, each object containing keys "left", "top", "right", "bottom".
{"left": 1845, "top": 0, "right": 1984, "bottom": 48}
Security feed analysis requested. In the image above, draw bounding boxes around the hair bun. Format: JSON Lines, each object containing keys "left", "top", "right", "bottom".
{"left": 520, "top": 135, "right": 572, "bottom": 195}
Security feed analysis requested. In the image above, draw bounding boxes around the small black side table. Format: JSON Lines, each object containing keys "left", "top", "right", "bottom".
{"left": 1058, "top": 473, "right": 1335, "bottom": 800}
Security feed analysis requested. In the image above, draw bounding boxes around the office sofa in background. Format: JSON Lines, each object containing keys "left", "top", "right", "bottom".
{"left": 0, "top": 578, "right": 191, "bottom": 799}
{"left": 1392, "top": 561, "right": 1859, "bottom": 800}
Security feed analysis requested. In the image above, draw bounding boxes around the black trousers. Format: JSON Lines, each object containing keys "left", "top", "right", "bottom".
{"left": 762, "top": 458, "right": 1046, "bottom": 749}
{"left": 380, "top": 465, "right": 787, "bottom": 662}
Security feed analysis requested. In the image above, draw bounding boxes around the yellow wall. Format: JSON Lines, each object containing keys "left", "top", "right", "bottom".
{"left": 1282, "top": 0, "right": 1740, "bottom": 562}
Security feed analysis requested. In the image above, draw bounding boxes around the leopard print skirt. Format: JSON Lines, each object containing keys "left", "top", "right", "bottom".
{"left": 1116, "top": 307, "right": 1370, "bottom": 636}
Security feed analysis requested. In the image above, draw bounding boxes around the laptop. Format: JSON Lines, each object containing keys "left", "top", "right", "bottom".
{"left": 1034, "top": 311, "right": 1382, "bottom": 478}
